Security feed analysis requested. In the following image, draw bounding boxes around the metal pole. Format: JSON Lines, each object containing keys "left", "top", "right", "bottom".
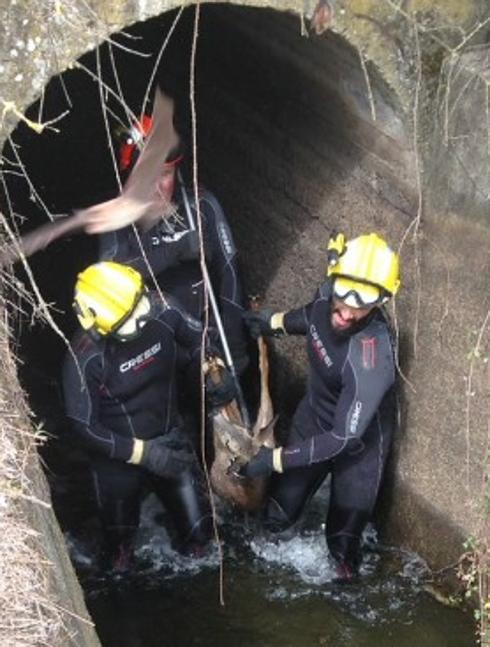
{"left": 178, "top": 172, "right": 250, "bottom": 428}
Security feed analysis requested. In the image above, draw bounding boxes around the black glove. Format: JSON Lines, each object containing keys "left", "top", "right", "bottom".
{"left": 140, "top": 436, "right": 194, "bottom": 478}
{"left": 239, "top": 446, "right": 274, "bottom": 478}
{"left": 206, "top": 366, "right": 237, "bottom": 408}
{"left": 242, "top": 308, "right": 284, "bottom": 339}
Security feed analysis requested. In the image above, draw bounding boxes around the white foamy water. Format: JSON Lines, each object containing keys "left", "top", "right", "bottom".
{"left": 399, "top": 551, "right": 430, "bottom": 581}
{"left": 249, "top": 522, "right": 382, "bottom": 587}
{"left": 134, "top": 530, "right": 221, "bottom": 576}
{"left": 64, "top": 531, "right": 96, "bottom": 568}
{"left": 66, "top": 485, "right": 430, "bottom": 627}
{"left": 133, "top": 494, "right": 221, "bottom": 576}
{"left": 245, "top": 524, "right": 432, "bottom": 625}
{"left": 250, "top": 529, "right": 337, "bottom": 585}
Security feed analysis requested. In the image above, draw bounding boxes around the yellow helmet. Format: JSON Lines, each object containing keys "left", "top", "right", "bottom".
{"left": 73, "top": 262, "right": 145, "bottom": 336}
{"left": 327, "top": 232, "right": 400, "bottom": 306}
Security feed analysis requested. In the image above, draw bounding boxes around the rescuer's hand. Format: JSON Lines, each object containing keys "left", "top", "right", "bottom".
{"left": 239, "top": 446, "right": 284, "bottom": 478}
{"left": 130, "top": 437, "right": 194, "bottom": 478}
{"left": 242, "top": 309, "right": 286, "bottom": 339}
{"left": 205, "top": 366, "right": 237, "bottom": 408}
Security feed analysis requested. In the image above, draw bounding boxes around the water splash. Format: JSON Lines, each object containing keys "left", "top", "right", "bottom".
{"left": 64, "top": 531, "right": 95, "bottom": 568}
{"left": 250, "top": 529, "right": 337, "bottom": 585}
{"left": 66, "top": 486, "right": 433, "bottom": 629}
{"left": 245, "top": 524, "right": 433, "bottom": 625}
{"left": 134, "top": 530, "right": 220, "bottom": 577}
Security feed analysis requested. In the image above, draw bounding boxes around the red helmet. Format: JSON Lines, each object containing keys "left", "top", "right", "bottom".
{"left": 118, "top": 114, "right": 153, "bottom": 171}
{"left": 118, "top": 115, "right": 184, "bottom": 172}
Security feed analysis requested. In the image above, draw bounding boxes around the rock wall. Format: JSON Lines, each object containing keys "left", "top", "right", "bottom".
{"left": 0, "top": 310, "right": 99, "bottom": 646}
{"left": 193, "top": 4, "right": 489, "bottom": 571}
{"left": 0, "top": 1, "right": 489, "bottom": 643}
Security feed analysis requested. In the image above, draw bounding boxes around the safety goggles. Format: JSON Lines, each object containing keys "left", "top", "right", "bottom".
{"left": 333, "top": 276, "right": 385, "bottom": 308}
{"left": 113, "top": 293, "right": 152, "bottom": 342}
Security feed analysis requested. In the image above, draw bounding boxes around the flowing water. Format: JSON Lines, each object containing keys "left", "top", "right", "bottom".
{"left": 21, "top": 345, "right": 474, "bottom": 645}
{"left": 71, "top": 488, "right": 475, "bottom": 647}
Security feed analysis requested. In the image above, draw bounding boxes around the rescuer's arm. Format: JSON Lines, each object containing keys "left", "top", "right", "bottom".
{"left": 201, "top": 192, "right": 249, "bottom": 372}
{"left": 158, "top": 297, "right": 205, "bottom": 358}
{"left": 243, "top": 301, "right": 316, "bottom": 338}
{"left": 160, "top": 298, "right": 237, "bottom": 407}
{"left": 62, "top": 348, "right": 194, "bottom": 476}
{"left": 281, "top": 329, "right": 395, "bottom": 469}
{"left": 240, "top": 327, "right": 395, "bottom": 476}
{"left": 98, "top": 225, "right": 199, "bottom": 280}
{"left": 62, "top": 350, "right": 134, "bottom": 461}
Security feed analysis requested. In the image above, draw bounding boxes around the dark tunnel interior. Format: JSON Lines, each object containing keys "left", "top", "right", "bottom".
{"left": 0, "top": 4, "right": 410, "bottom": 528}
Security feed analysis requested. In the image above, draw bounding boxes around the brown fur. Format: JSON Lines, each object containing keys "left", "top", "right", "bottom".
{"left": 210, "top": 336, "right": 276, "bottom": 511}
{"left": 1, "top": 89, "right": 178, "bottom": 266}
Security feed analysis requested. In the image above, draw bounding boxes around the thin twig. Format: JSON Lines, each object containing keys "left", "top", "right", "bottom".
{"left": 382, "top": 0, "right": 451, "bottom": 52}
{"left": 6, "top": 136, "right": 54, "bottom": 222}
{"left": 188, "top": 0, "right": 226, "bottom": 608}
{"left": 421, "top": 234, "right": 450, "bottom": 346}
{"left": 410, "top": 20, "right": 423, "bottom": 360}
{"left": 0, "top": 210, "right": 84, "bottom": 387}
{"left": 141, "top": 4, "right": 185, "bottom": 117}
{"left": 1, "top": 101, "right": 69, "bottom": 135}
{"left": 464, "top": 308, "right": 490, "bottom": 492}
{"left": 453, "top": 16, "right": 490, "bottom": 54}
{"left": 357, "top": 46, "right": 377, "bottom": 122}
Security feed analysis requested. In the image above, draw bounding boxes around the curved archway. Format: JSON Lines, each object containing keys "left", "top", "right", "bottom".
{"left": 3, "top": 2, "right": 415, "bottom": 411}
{"left": 0, "top": 3, "right": 420, "bottom": 645}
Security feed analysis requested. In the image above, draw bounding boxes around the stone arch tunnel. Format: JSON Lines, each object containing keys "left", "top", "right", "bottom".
{"left": 5, "top": 3, "right": 415, "bottom": 422}
{"left": 0, "top": 2, "right": 489, "bottom": 645}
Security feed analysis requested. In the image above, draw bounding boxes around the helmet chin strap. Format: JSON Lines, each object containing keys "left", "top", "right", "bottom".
{"left": 113, "top": 295, "right": 151, "bottom": 342}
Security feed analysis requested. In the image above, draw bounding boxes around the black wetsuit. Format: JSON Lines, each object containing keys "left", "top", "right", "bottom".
{"left": 98, "top": 187, "right": 248, "bottom": 369}
{"left": 266, "top": 280, "right": 396, "bottom": 569}
{"left": 62, "top": 293, "right": 212, "bottom": 559}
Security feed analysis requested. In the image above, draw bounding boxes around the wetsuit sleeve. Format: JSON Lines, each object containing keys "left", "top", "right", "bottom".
{"left": 282, "top": 288, "right": 321, "bottom": 335}
{"left": 282, "top": 301, "right": 315, "bottom": 335}
{"left": 200, "top": 193, "right": 248, "bottom": 364}
{"left": 157, "top": 300, "right": 206, "bottom": 359}
{"left": 62, "top": 349, "right": 134, "bottom": 461}
{"left": 98, "top": 226, "right": 195, "bottom": 280}
{"left": 282, "top": 329, "right": 395, "bottom": 469}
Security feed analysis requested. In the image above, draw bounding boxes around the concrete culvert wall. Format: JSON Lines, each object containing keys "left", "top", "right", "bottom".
{"left": 0, "top": 1, "right": 489, "bottom": 644}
